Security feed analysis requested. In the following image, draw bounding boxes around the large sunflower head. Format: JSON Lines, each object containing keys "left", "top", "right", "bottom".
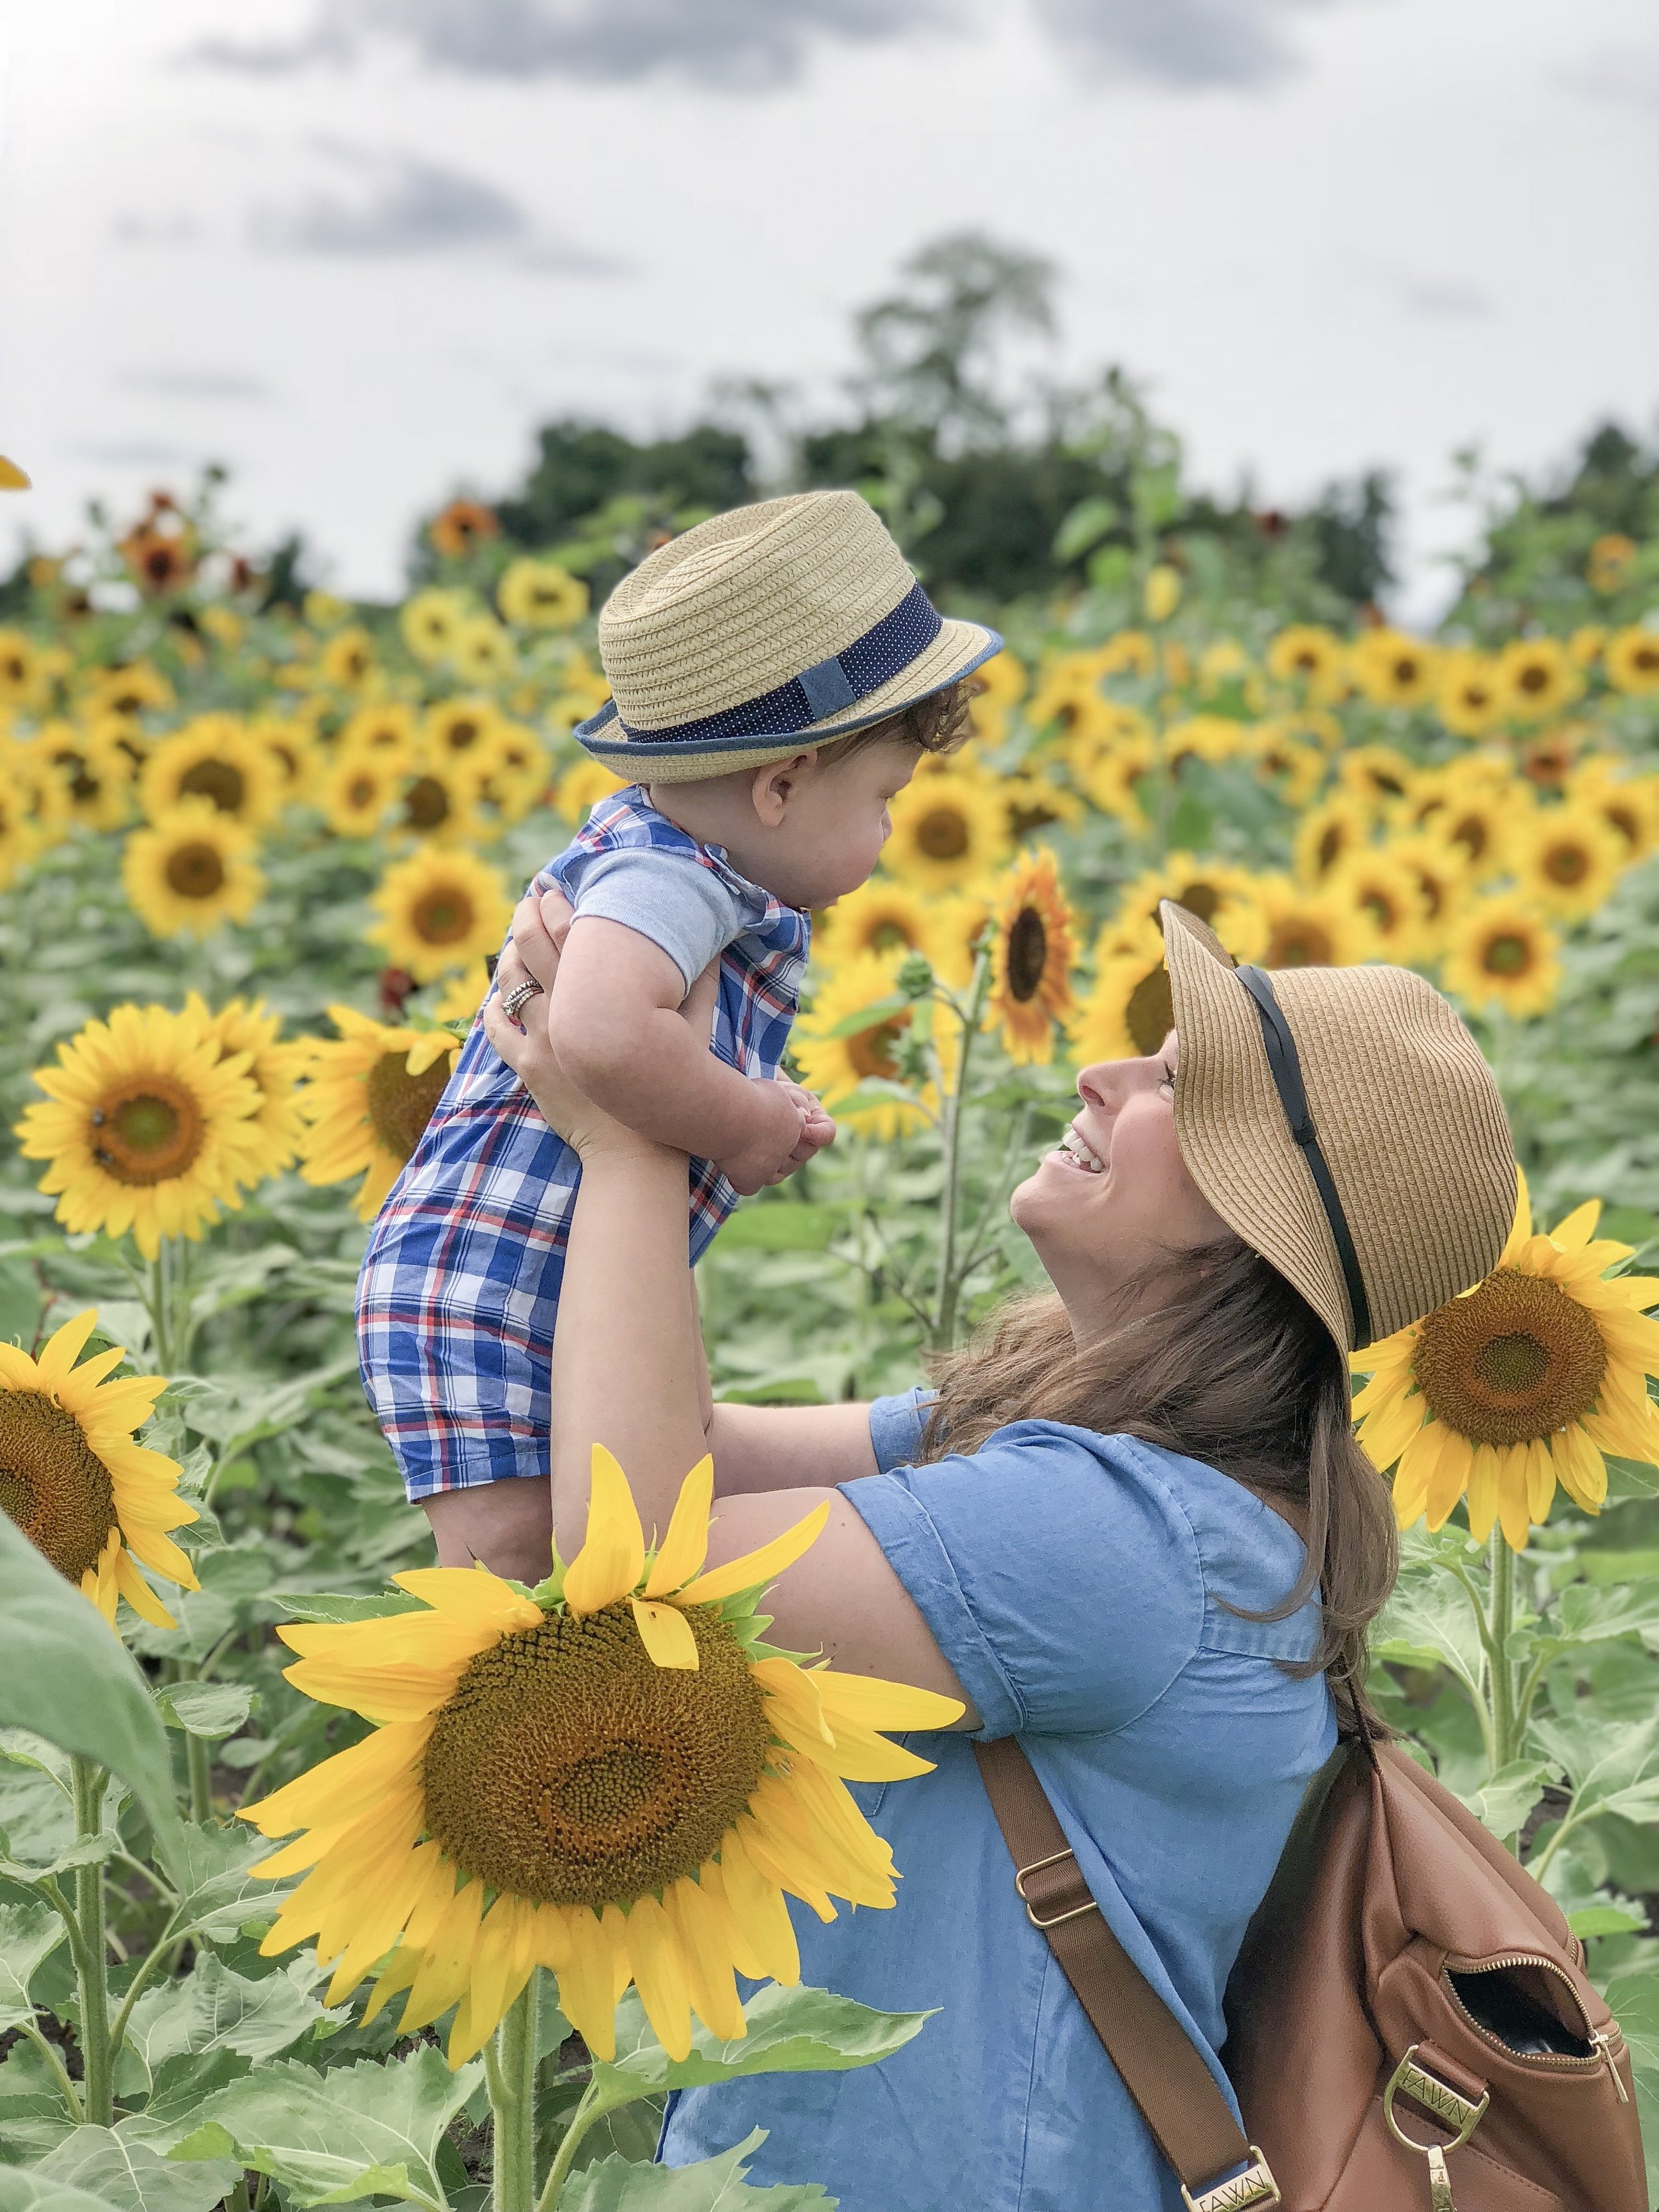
{"left": 368, "top": 847, "right": 512, "bottom": 984}
{"left": 883, "top": 769, "right": 1011, "bottom": 893}
{"left": 1429, "top": 773, "right": 1526, "bottom": 882}
{"left": 242, "top": 1448, "right": 960, "bottom": 2066}
{"left": 0, "top": 1308, "right": 197, "bottom": 1627}
{"left": 139, "top": 715, "right": 285, "bottom": 830}
{"left": 121, "top": 800, "right": 265, "bottom": 940}
{"left": 15, "top": 1001, "right": 273, "bottom": 1259}
{"left": 1101, "top": 855, "right": 1267, "bottom": 964}
{"left": 792, "top": 953, "right": 944, "bottom": 1140}
{"left": 1441, "top": 895, "right": 1561, "bottom": 1020}
{"left": 984, "top": 849, "right": 1077, "bottom": 1067}
{"left": 1067, "top": 916, "right": 1173, "bottom": 1063}
{"left": 816, "top": 879, "right": 950, "bottom": 974}
{"left": 1326, "top": 849, "right": 1429, "bottom": 962}
{"left": 1515, "top": 803, "right": 1628, "bottom": 921}
{"left": 297, "top": 1007, "right": 460, "bottom": 1220}
{"left": 1353, "top": 1174, "right": 1659, "bottom": 1548}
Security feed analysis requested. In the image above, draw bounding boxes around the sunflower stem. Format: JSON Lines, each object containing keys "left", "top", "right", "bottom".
{"left": 490, "top": 1974, "right": 540, "bottom": 2212}
{"left": 68, "top": 1755, "right": 113, "bottom": 2128}
{"left": 1486, "top": 1526, "right": 1522, "bottom": 1773}
{"left": 184, "top": 1729, "right": 213, "bottom": 1824}
{"left": 932, "top": 955, "right": 991, "bottom": 1351}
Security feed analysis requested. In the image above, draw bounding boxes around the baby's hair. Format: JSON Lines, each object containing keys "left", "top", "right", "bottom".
{"left": 814, "top": 678, "right": 972, "bottom": 770}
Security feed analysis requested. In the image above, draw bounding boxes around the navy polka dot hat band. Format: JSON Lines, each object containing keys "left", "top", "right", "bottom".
{"left": 575, "top": 489, "right": 1002, "bottom": 783}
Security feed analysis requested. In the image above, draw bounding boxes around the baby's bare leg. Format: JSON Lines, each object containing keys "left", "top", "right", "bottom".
{"left": 421, "top": 1478, "right": 554, "bottom": 1584}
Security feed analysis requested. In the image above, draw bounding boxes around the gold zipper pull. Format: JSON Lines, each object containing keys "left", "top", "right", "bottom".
{"left": 1593, "top": 2027, "right": 1630, "bottom": 2104}
{"left": 1426, "top": 2144, "right": 1456, "bottom": 2211}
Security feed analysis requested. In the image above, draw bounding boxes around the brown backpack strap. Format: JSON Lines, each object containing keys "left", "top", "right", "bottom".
{"left": 974, "top": 1737, "right": 1281, "bottom": 2212}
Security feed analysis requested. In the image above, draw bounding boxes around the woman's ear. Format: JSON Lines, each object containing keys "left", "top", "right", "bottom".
{"left": 749, "top": 751, "right": 818, "bottom": 828}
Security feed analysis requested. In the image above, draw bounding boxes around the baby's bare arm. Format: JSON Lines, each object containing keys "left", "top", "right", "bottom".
{"left": 550, "top": 917, "right": 803, "bottom": 1186}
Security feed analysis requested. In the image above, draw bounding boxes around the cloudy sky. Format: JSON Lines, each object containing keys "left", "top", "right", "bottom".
{"left": 3, "top": 0, "right": 1656, "bottom": 615}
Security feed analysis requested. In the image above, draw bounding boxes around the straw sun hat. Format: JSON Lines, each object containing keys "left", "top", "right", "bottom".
{"left": 575, "top": 489, "right": 1001, "bottom": 782}
{"left": 1159, "top": 900, "right": 1516, "bottom": 1357}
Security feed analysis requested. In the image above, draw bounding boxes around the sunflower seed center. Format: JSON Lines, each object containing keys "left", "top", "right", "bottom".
{"left": 92, "top": 1079, "right": 206, "bottom": 1185}
{"left": 165, "top": 842, "right": 226, "bottom": 899}
{"left": 915, "top": 807, "right": 970, "bottom": 861}
{"left": 365, "top": 1051, "right": 452, "bottom": 1163}
{"left": 179, "top": 760, "right": 246, "bottom": 814}
{"left": 1007, "top": 907, "right": 1048, "bottom": 1003}
{"left": 1413, "top": 1271, "right": 1607, "bottom": 1446}
{"left": 0, "top": 1390, "right": 116, "bottom": 1583}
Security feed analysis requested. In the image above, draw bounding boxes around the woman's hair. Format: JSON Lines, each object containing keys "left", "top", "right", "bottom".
{"left": 920, "top": 1238, "right": 1397, "bottom": 1730}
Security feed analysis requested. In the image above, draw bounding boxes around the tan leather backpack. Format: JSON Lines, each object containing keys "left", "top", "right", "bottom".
{"left": 975, "top": 1733, "right": 1644, "bottom": 2211}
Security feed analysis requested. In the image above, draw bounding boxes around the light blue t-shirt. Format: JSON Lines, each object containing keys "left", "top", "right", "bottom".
{"left": 660, "top": 1390, "right": 1335, "bottom": 2212}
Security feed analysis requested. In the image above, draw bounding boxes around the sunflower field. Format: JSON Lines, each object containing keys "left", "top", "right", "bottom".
{"left": 3, "top": 467, "right": 1659, "bottom": 2211}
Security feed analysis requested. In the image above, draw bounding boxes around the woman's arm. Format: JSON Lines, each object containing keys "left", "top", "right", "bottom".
{"left": 704, "top": 1401, "right": 879, "bottom": 1493}
{"left": 484, "top": 896, "right": 975, "bottom": 1715}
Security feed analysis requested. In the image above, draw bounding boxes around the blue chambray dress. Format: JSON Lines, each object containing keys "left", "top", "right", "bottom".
{"left": 357, "top": 788, "right": 810, "bottom": 1500}
{"left": 661, "top": 1390, "right": 1336, "bottom": 2212}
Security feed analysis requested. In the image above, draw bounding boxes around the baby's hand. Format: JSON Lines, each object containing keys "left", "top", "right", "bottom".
{"left": 716, "top": 1078, "right": 830, "bottom": 1196}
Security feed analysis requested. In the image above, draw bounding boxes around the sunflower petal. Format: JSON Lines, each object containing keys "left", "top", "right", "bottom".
{"left": 563, "top": 1444, "right": 646, "bottom": 1616}
{"left": 1549, "top": 1198, "right": 1603, "bottom": 1252}
{"left": 622, "top": 1894, "right": 692, "bottom": 2061}
{"left": 1525, "top": 1438, "right": 1556, "bottom": 1524}
{"left": 557, "top": 1907, "right": 622, "bottom": 2059}
{"left": 677, "top": 1501, "right": 831, "bottom": 1607}
{"left": 1497, "top": 1169, "right": 1532, "bottom": 1265}
{"left": 665, "top": 1877, "right": 747, "bottom": 2043}
{"left": 718, "top": 1829, "right": 801, "bottom": 1984}
{"left": 241, "top": 1717, "right": 434, "bottom": 1837}
{"left": 811, "top": 1670, "right": 964, "bottom": 1735}
{"left": 35, "top": 1308, "right": 101, "bottom": 1391}
{"left": 113, "top": 1547, "right": 179, "bottom": 1630}
{"left": 1464, "top": 1443, "right": 1501, "bottom": 1543}
{"left": 642, "top": 1455, "right": 714, "bottom": 1596}
{"left": 1496, "top": 1446, "right": 1532, "bottom": 1552}
{"left": 631, "top": 1597, "right": 700, "bottom": 1670}
{"left": 391, "top": 1566, "right": 543, "bottom": 1633}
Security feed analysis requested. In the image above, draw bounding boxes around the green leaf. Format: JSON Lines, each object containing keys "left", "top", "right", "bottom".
{"left": 1370, "top": 1562, "right": 1486, "bottom": 1706}
{"left": 1567, "top": 1903, "right": 1646, "bottom": 1938}
{"left": 1532, "top": 1713, "right": 1659, "bottom": 1831}
{"left": 814, "top": 995, "right": 910, "bottom": 1041}
{"left": 120, "top": 1956, "right": 327, "bottom": 2090}
{"left": 168, "top": 1820, "right": 298, "bottom": 1941}
{"left": 1474, "top": 1759, "right": 1555, "bottom": 1843}
{"left": 33, "top": 2128, "right": 240, "bottom": 2212}
{"left": 1052, "top": 495, "right": 1121, "bottom": 564}
{"left": 271, "top": 1591, "right": 427, "bottom": 1625}
{"left": 0, "top": 1516, "right": 186, "bottom": 1883}
{"left": 562, "top": 2130, "right": 833, "bottom": 2212}
{"left": 718, "top": 1207, "right": 840, "bottom": 1253}
{"left": 153, "top": 1683, "right": 254, "bottom": 1741}
{"left": 0, "top": 2170, "right": 124, "bottom": 2212}
{"left": 172, "top": 2047, "right": 482, "bottom": 2209}
{"left": 0, "top": 1901, "right": 67, "bottom": 2033}
{"left": 116, "top": 2051, "right": 252, "bottom": 2151}
{"left": 1600, "top": 1959, "right": 1659, "bottom": 2205}
{"left": 593, "top": 1984, "right": 930, "bottom": 2098}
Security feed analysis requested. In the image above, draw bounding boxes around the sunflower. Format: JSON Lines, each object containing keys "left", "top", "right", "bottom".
{"left": 450, "top": 617, "right": 516, "bottom": 688}
{"left": 816, "top": 879, "right": 950, "bottom": 973}
{"left": 0, "top": 630, "right": 51, "bottom": 711}
{"left": 793, "top": 954, "right": 942, "bottom": 1139}
{"left": 1143, "top": 564, "right": 1182, "bottom": 624}
{"left": 1498, "top": 638, "right": 1580, "bottom": 723}
{"left": 1514, "top": 804, "right": 1626, "bottom": 922}
{"left": 342, "top": 702, "right": 419, "bottom": 768}
{"left": 139, "top": 715, "right": 285, "bottom": 829}
{"left": 0, "top": 1308, "right": 198, "bottom": 1629}
{"left": 297, "top": 1008, "right": 461, "bottom": 1220}
{"left": 1588, "top": 534, "right": 1638, "bottom": 594}
{"left": 983, "top": 849, "right": 1076, "bottom": 1067}
{"left": 1334, "top": 743, "right": 1417, "bottom": 817}
{"left": 498, "top": 557, "right": 589, "bottom": 630}
{"left": 194, "top": 995, "right": 310, "bottom": 1171}
{"left": 423, "top": 698, "right": 504, "bottom": 771}
{"left": 25, "top": 720, "right": 134, "bottom": 832}
{"left": 318, "top": 628, "right": 378, "bottom": 692}
{"left": 1352, "top": 1175, "right": 1659, "bottom": 1548}
{"left": 431, "top": 960, "right": 493, "bottom": 1026}
{"left": 1567, "top": 761, "right": 1659, "bottom": 861}
{"left": 1001, "top": 770, "right": 1084, "bottom": 842}
{"left": 321, "top": 751, "right": 397, "bottom": 840}
{"left": 428, "top": 499, "right": 499, "bottom": 559}
{"left": 966, "top": 649, "right": 1027, "bottom": 743}
{"left": 83, "top": 660, "right": 173, "bottom": 725}
{"left": 476, "top": 721, "right": 551, "bottom": 824}
{"left": 393, "top": 759, "right": 486, "bottom": 846}
{"left": 1441, "top": 895, "right": 1561, "bottom": 1019}
{"left": 1385, "top": 833, "right": 1468, "bottom": 956}
{"left": 1569, "top": 626, "right": 1607, "bottom": 670}
{"left": 1068, "top": 917, "right": 1172, "bottom": 1063}
{"left": 253, "top": 715, "right": 319, "bottom": 801}
{"left": 1433, "top": 774, "right": 1525, "bottom": 882}
{"left": 1101, "top": 855, "right": 1267, "bottom": 962}
{"left": 369, "top": 848, "right": 513, "bottom": 984}
{"left": 399, "top": 590, "right": 469, "bottom": 668}
{"left": 1326, "top": 851, "right": 1427, "bottom": 962}
{"left": 123, "top": 801, "right": 265, "bottom": 940}
{"left": 1515, "top": 725, "right": 1581, "bottom": 794}
{"left": 1266, "top": 625, "right": 1348, "bottom": 704}
{"left": 15, "top": 1001, "right": 272, "bottom": 1258}
{"left": 1253, "top": 875, "right": 1369, "bottom": 971}
{"left": 1293, "top": 795, "right": 1371, "bottom": 885}
{"left": 1350, "top": 628, "right": 1439, "bottom": 709}
{"left": 244, "top": 1448, "right": 960, "bottom": 2065}
{"left": 1161, "top": 715, "right": 1251, "bottom": 772}
{"left": 883, "top": 770, "right": 1010, "bottom": 895}
{"left": 1027, "top": 655, "right": 1109, "bottom": 737}
{"left": 1245, "top": 722, "right": 1325, "bottom": 807}
{"left": 931, "top": 889, "right": 995, "bottom": 990}
{"left": 0, "top": 775, "right": 38, "bottom": 888}
{"left": 1605, "top": 627, "right": 1659, "bottom": 696}
{"left": 1435, "top": 651, "right": 1507, "bottom": 739}
{"left": 553, "top": 757, "right": 631, "bottom": 826}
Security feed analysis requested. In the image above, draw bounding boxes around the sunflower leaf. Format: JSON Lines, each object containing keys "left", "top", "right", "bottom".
{"left": 595, "top": 1984, "right": 930, "bottom": 2097}
{"left": 813, "top": 995, "right": 910, "bottom": 1041}
{"left": 169, "top": 1820, "right": 299, "bottom": 1941}
{"left": 561, "top": 2128, "right": 833, "bottom": 2211}
{"left": 271, "top": 1591, "right": 428, "bottom": 1625}
{"left": 153, "top": 1682, "right": 255, "bottom": 1741}
{"left": 0, "top": 1901, "right": 67, "bottom": 2033}
{"left": 1370, "top": 1561, "right": 1486, "bottom": 1705}
{"left": 32, "top": 2126, "right": 240, "bottom": 2212}
{"left": 169, "top": 2048, "right": 482, "bottom": 2210}
{"left": 0, "top": 1515, "right": 186, "bottom": 1885}
{"left": 117, "top": 1955, "right": 328, "bottom": 2095}
{"left": 1473, "top": 1758, "right": 1555, "bottom": 1842}
{"left": 0, "top": 2168, "right": 123, "bottom": 2212}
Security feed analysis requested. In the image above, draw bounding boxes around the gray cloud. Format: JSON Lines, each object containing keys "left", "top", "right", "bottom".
{"left": 251, "top": 144, "right": 529, "bottom": 254}
{"left": 192, "top": 0, "right": 1368, "bottom": 92}
{"left": 120, "top": 369, "right": 274, "bottom": 401}
{"left": 1398, "top": 275, "right": 1490, "bottom": 319}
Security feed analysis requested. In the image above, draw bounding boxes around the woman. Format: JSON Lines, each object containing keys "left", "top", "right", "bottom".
{"left": 476, "top": 893, "right": 1516, "bottom": 2212}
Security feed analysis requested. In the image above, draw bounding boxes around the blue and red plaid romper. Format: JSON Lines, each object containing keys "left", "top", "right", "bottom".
{"left": 356, "top": 789, "right": 811, "bottom": 1501}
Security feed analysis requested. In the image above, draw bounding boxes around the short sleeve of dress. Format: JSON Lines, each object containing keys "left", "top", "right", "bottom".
{"left": 866, "top": 1386, "right": 936, "bottom": 1474}
{"left": 841, "top": 1424, "right": 1206, "bottom": 1740}
{"left": 563, "top": 848, "right": 744, "bottom": 994}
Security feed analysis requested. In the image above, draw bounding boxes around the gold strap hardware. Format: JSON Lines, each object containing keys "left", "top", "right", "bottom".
{"left": 1425, "top": 2144, "right": 1455, "bottom": 2211}
{"left": 1180, "top": 2150, "right": 1280, "bottom": 2211}
{"left": 1383, "top": 2043, "right": 1488, "bottom": 2211}
{"left": 1011, "top": 1846, "right": 1100, "bottom": 1931}
{"left": 1593, "top": 2027, "right": 1630, "bottom": 2104}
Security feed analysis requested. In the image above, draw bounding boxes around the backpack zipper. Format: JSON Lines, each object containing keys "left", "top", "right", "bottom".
{"left": 1441, "top": 1953, "right": 1625, "bottom": 2096}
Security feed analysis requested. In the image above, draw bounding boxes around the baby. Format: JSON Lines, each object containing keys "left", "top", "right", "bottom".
{"left": 357, "top": 488, "right": 1000, "bottom": 1576}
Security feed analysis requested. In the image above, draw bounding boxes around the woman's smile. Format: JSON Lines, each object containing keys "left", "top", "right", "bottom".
{"left": 1050, "top": 1118, "right": 1108, "bottom": 1175}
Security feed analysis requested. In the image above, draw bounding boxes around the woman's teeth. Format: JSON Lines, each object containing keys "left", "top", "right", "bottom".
{"left": 1059, "top": 1128, "right": 1105, "bottom": 1174}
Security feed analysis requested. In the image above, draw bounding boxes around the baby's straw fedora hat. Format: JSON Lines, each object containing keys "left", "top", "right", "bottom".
{"left": 574, "top": 489, "right": 1002, "bottom": 782}
{"left": 1159, "top": 900, "right": 1516, "bottom": 1357}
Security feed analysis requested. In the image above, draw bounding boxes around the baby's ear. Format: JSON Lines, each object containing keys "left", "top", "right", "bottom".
{"left": 750, "top": 750, "right": 818, "bottom": 828}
